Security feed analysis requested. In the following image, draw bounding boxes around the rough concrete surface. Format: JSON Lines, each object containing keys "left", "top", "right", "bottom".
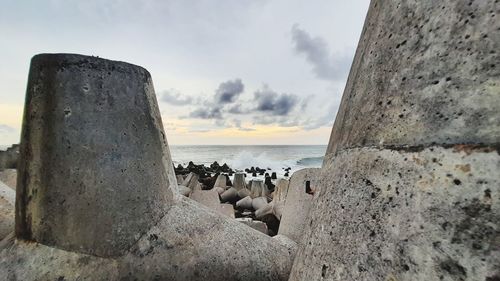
{"left": 0, "top": 181, "right": 14, "bottom": 241}
{"left": 291, "top": 1, "right": 500, "bottom": 280}
{"left": 278, "top": 168, "right": 320, "bottom": 243}
{"left": 0, "top": 169, "right": 16, "bottom": 190}
{"left": 15, "top": 54, "right": 176, "bottom": 257}
{"left": 290, "top": 147, "right": 500, "bottom": 281}
{"left": 327, "top": 0, "right": 500, "bottom": 155}
{"left": 0, "top": 198, "right": 295, "bottom": 281}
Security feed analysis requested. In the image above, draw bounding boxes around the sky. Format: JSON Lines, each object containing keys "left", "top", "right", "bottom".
{"left": 0, "top": 0, "right": 369, "bottom": 145}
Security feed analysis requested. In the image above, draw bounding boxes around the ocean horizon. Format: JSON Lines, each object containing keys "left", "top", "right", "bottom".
{"left": 1, "top": 144, "right": 327, "bottom": 176}
{"left": 170, "top": 144, "right": 326, "bottom": 177}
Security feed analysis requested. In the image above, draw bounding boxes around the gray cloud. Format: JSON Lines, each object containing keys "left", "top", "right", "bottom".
{"left": 291, "top": 24, "right": 352, "bottom": 81}
{"left": 161, "top": 89, "right": 193, "bottom": 106}
{"left": 301, "top": 101, "right": 338, "bottom": 130}
{"left": 253, "top": 115, "right": 299, "bottom": 127}
{"left": 215, "top": 79, "right": 244, "bottom": 103}
{"left": 227, "top": 104, "right": 250, "bottom": 114}
{"left": 254, "top": 86, "right": 299, "bottom": 116}
{"left": 189, "top": 107, "right": 223, "bottom": 119}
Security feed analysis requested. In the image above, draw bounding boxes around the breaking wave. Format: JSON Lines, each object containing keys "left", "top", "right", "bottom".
{"left": 221, "top": 151, "right": 295, "bottom": 172}
{"left": 296, "top": 156, "right": 323, "bottom": 167}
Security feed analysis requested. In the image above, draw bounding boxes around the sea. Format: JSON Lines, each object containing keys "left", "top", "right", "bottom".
{"left": 0, "top": 144, "right": 327, "bottom": 177}
{"left": 170, "top": 145, "right": 326, "bottom": 177}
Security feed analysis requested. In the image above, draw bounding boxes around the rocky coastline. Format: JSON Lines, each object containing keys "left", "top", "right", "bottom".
{"left": 173, "top": 161, "right": 294, "bottom": 236}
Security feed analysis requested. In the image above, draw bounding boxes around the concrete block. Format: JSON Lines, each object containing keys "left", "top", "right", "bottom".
{"left": 220, "top": 187, "right": 238, "bottom": 202}
{"left": 177, "top": 185, "right": 191, "bottom": 197}
{"left": 181, "top": 172, "right": 199, "bottom": 190}
{"left": 0, "top": 181, "right": 15, "bottom": 241}
{"left": 278, "top": 168, "right": 320, "bottom": 243}
{"left": 273, "top": 178, "right": 289, "bottom": 203}
{"left": 236, "top": 196, "right": 253, "bottom": 210}
{"left": 214, "top": 174, "right": 227, "bottom": 188}
{"left": 250, "top": 179, "right": 269, "bottom": 198}
{"left": 175, "top": 175, "right": 184, "bottom": 184}
{"left": 290, "top": 1, "right": 500, "bottom": 280}
{"left": 237, "top": 188, "right": 251, "bottom": 198}
{"left": 219, "top": 203, "right": 235, "bottom": 218}
{"left": 190, "top": 189, "right": 221, "bottom": 212}
{"left": 0, "top": 54, "right": 297, "bottom": 281}
{"left": 14, "top": 54, "right": 176, "bottom": 257}
{"left": 0, "top": 169, "right": 16, "bottom": 190}
{"left": 236, "top": 218, "right": 268, "bottom": 235}
{"left": 252, "top": 197, "right": 268, "bottom": 211}
{"left": 232, "top": 172, "right": 247, "bottom": 190}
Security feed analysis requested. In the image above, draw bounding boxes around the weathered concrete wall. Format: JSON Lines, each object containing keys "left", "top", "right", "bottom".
{"left": 326, "top": 0, "right": 499, "bottom": 155}
{"left": 15, "top": 54, "right": 176, "bottom": 257}
{"left": 278, "top": 168, "right": 320, "bottom": 243}
{"left": 291, "top": 1, "right": 500, "bottom": 280}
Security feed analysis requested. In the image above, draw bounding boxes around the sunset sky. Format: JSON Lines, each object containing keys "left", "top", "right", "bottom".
{"left": 0, "top": 0, "right": 369, "bottom": 145}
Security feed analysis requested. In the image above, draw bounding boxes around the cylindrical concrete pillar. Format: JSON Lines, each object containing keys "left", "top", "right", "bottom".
{"left": 291, "top": 1, "right": 499, "bottom": 280}
{"left": 15, "top": 54, "right": 176, "bottom": 257}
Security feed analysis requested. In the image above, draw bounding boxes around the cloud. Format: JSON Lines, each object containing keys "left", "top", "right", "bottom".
{"left": 301, "top": 101, "right": 338, "bottom": 130}
{"left": 0, "top": 124, "right": 15, "bottom": 133}
{"left": 291, "top": 24, "right": 352, "bottom": 81}
{"left": 189, "top": 107, "right": 223, "bottom": 119}
{"left": 227, "top": 104, "right": 250, "bottom": 114}
{"left": 161, "top": 89, "right": 193, "bottom": 106}
{"left": 253, "top": 115, "right": 299, "bottom": 127}
{"left": 254, "top": 86, "right": 299, "bottom": 116}
{"left": 214, "top": 79, "right": 244, "bottom": 104}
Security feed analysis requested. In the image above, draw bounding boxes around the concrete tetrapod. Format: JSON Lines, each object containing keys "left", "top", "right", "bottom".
{"left": 0, "top": 54, "right": 295, "bottom": 281}
{"left": 277, "top": 168, "right": 319, "bottom": 243}
{"left": 220, "top": 187, "right": 238, "bottom": 202}
{"left": 0, "top": 181, "right": 15, "bottom": 240}
{"left": 250, "top": 179, "right": 269, "bottom": 198}
{"left": 213, "top": 174, "right": 227, "bottom": 188}
{"left": 233, "top": 172, "right": 247, "bottom": 190}
{"left": 181, "top": 172, "right": 199, "bottom": 189}
{"left": 289, "top": 1, "right": 500, "bottom": 280}
{"left": 236, "top": 196, "right": 253, "bottom": 210}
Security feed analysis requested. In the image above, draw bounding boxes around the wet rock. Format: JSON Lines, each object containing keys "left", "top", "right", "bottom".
{"left": 271, "top": 172, "right": 277, "bottom": 180}
{"left": 265, "top": 176, "right": 275, "bottom": 191}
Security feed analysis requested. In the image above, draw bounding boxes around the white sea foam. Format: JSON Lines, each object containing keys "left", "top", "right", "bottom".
{"left": 221, "top": 150, "right": 295, "bottom": 172}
